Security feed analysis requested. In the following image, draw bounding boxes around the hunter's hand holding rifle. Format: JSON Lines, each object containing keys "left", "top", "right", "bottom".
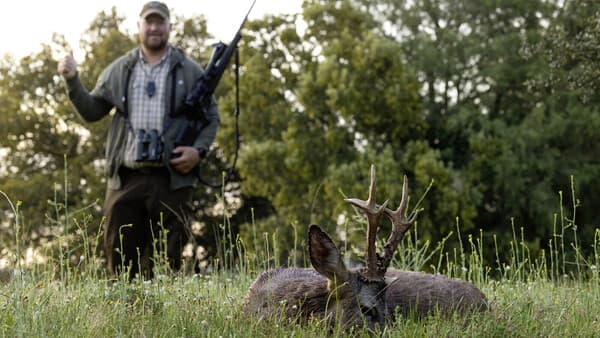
{"left": 170, "top": 0, "right": 256, "bottom": 175}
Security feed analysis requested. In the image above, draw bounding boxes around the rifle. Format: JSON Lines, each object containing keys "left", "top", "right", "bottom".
{"left": 173, "top": 0, "right": 255, "bottom": 154}
{"left": 172, "top": 0, "right": 255, "bottom": 188}
{"left": 176, "top": 0, "right": 256, "bottom": 125}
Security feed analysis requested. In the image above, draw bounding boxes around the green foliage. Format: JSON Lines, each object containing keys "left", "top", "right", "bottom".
{"left": 543, "top": 0, "right": 600, "bottom": 103}
{"left": 230, "top": 1, "right": 429, "bottom": 264}
{"left": 1, "top": 0, "right": 599, "bottom": 271}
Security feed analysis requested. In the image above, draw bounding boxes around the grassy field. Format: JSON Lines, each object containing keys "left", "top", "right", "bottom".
{"left": 1, "top": 189, "right": 599, "bottom": 337}
{"left": 1, "top": 265, "right": 599, "bottom": 337}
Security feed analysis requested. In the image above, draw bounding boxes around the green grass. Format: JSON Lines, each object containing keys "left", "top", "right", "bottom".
{"left": 1, "top": 268, "right": 599, "bottom": 337}
{"left": 1, "top": 171, "right": 599, "bottom": 337}
{"left": 1, "top": 271, "right": 335, "bottom": 337}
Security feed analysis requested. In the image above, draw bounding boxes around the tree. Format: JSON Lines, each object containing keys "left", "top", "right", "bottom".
{"left": 3, "top": 0, "right": 599, "bottom": 274}
{"left": 543, "top": 0, "right": 600, "bottom": 104}
{"left": 225, "top": 1, "right": 451, "bottom": 265}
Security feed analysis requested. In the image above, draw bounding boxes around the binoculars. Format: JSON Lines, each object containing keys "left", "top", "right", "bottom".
{"left": 135, "top": 129, "right": 163, "bottom": 162}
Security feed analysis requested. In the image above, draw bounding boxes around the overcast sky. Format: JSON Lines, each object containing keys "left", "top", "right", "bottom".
{"left": 1, "top": 0, "right": 302, "bottom": 59}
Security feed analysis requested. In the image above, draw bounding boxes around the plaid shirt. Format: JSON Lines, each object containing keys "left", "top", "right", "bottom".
{"left": 123, "top": 48, "right": 171, "bottom": 168}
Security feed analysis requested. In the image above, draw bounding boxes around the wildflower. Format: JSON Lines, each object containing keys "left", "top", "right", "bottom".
{"left": 559, "top": 308, "right": 566, "bottom": 319}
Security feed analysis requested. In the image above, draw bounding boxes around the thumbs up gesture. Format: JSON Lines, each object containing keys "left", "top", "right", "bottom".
{"left": 58, "top": 50, "right": 78, "bottom": 80}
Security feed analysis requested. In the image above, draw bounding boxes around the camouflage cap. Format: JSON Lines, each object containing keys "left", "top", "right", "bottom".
{"left": 140, "top": 1, "right": 170, "bottom": 20}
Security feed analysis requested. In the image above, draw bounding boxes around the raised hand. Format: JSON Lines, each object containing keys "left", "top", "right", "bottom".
{"left": 57, "top": 50, "right": 78, "bottom": 80}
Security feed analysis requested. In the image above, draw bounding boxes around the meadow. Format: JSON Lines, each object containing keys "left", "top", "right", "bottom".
{"left": 1, "top": 187, "right": 599, "bottom": 337}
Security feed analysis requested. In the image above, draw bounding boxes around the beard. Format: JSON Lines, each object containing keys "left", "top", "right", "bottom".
{"left": 142, "top": 35, "right": 168, "bottom": 52}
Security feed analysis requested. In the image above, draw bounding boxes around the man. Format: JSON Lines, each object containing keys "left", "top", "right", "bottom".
{"left": 58, "top": 1, "right": 219, "bottom": 279}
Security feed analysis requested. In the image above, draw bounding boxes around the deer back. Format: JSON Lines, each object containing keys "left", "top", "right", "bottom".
{"left": 242, "top": 267, "right": 329, "bottom": 319}
{"left": 384, "top": 269, "right": 488, "bottom": 318}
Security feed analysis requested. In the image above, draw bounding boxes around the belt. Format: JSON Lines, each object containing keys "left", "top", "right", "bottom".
{"left": 120, "top": 166, "right": 168, "bottom": 176}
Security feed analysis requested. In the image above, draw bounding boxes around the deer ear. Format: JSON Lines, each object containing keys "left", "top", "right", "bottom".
{"left": 309, "top": 224, "right": 349, "bottom": 282}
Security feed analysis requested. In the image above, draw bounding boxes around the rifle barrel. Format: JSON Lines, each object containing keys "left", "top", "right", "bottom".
{"left": 239, "top": 0, "right": 257, "bottom": 30}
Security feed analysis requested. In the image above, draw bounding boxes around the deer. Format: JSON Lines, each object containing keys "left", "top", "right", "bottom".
{"left": 242, "top": 165, "right": 488, "bottom": 331}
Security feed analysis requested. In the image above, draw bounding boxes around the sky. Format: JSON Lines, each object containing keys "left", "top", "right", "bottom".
{"left": 1, "top": 0, "right": 303, "bottom": 59}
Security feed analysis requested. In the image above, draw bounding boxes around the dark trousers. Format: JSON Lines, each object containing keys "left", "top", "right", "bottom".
{"left": 103, "top": 167, "right": 193, "bottom": 279}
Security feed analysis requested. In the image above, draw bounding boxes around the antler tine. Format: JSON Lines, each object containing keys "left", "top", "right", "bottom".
{"left": 381, "top": 175, "right": 420, "bottom": 270}
{"left": 345, "top": 165, "right": 388, "bottom": 280}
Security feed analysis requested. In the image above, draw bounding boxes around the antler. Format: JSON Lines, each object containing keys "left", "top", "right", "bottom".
{"left": 344, "top": 165, "right": 388, "bottom": 281}
{"left": 380, "top": 175, "right": 420, "bottom": 271}
{"left": 345, "top": 165, "right": 421, "bottom": 280}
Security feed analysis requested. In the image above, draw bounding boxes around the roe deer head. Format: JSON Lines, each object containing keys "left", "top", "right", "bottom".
{"left": 243, "top": 224, "right": 388, "bottom": 330}
{"left": 243, "top": 165, "right": 487, "bottom": 331}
